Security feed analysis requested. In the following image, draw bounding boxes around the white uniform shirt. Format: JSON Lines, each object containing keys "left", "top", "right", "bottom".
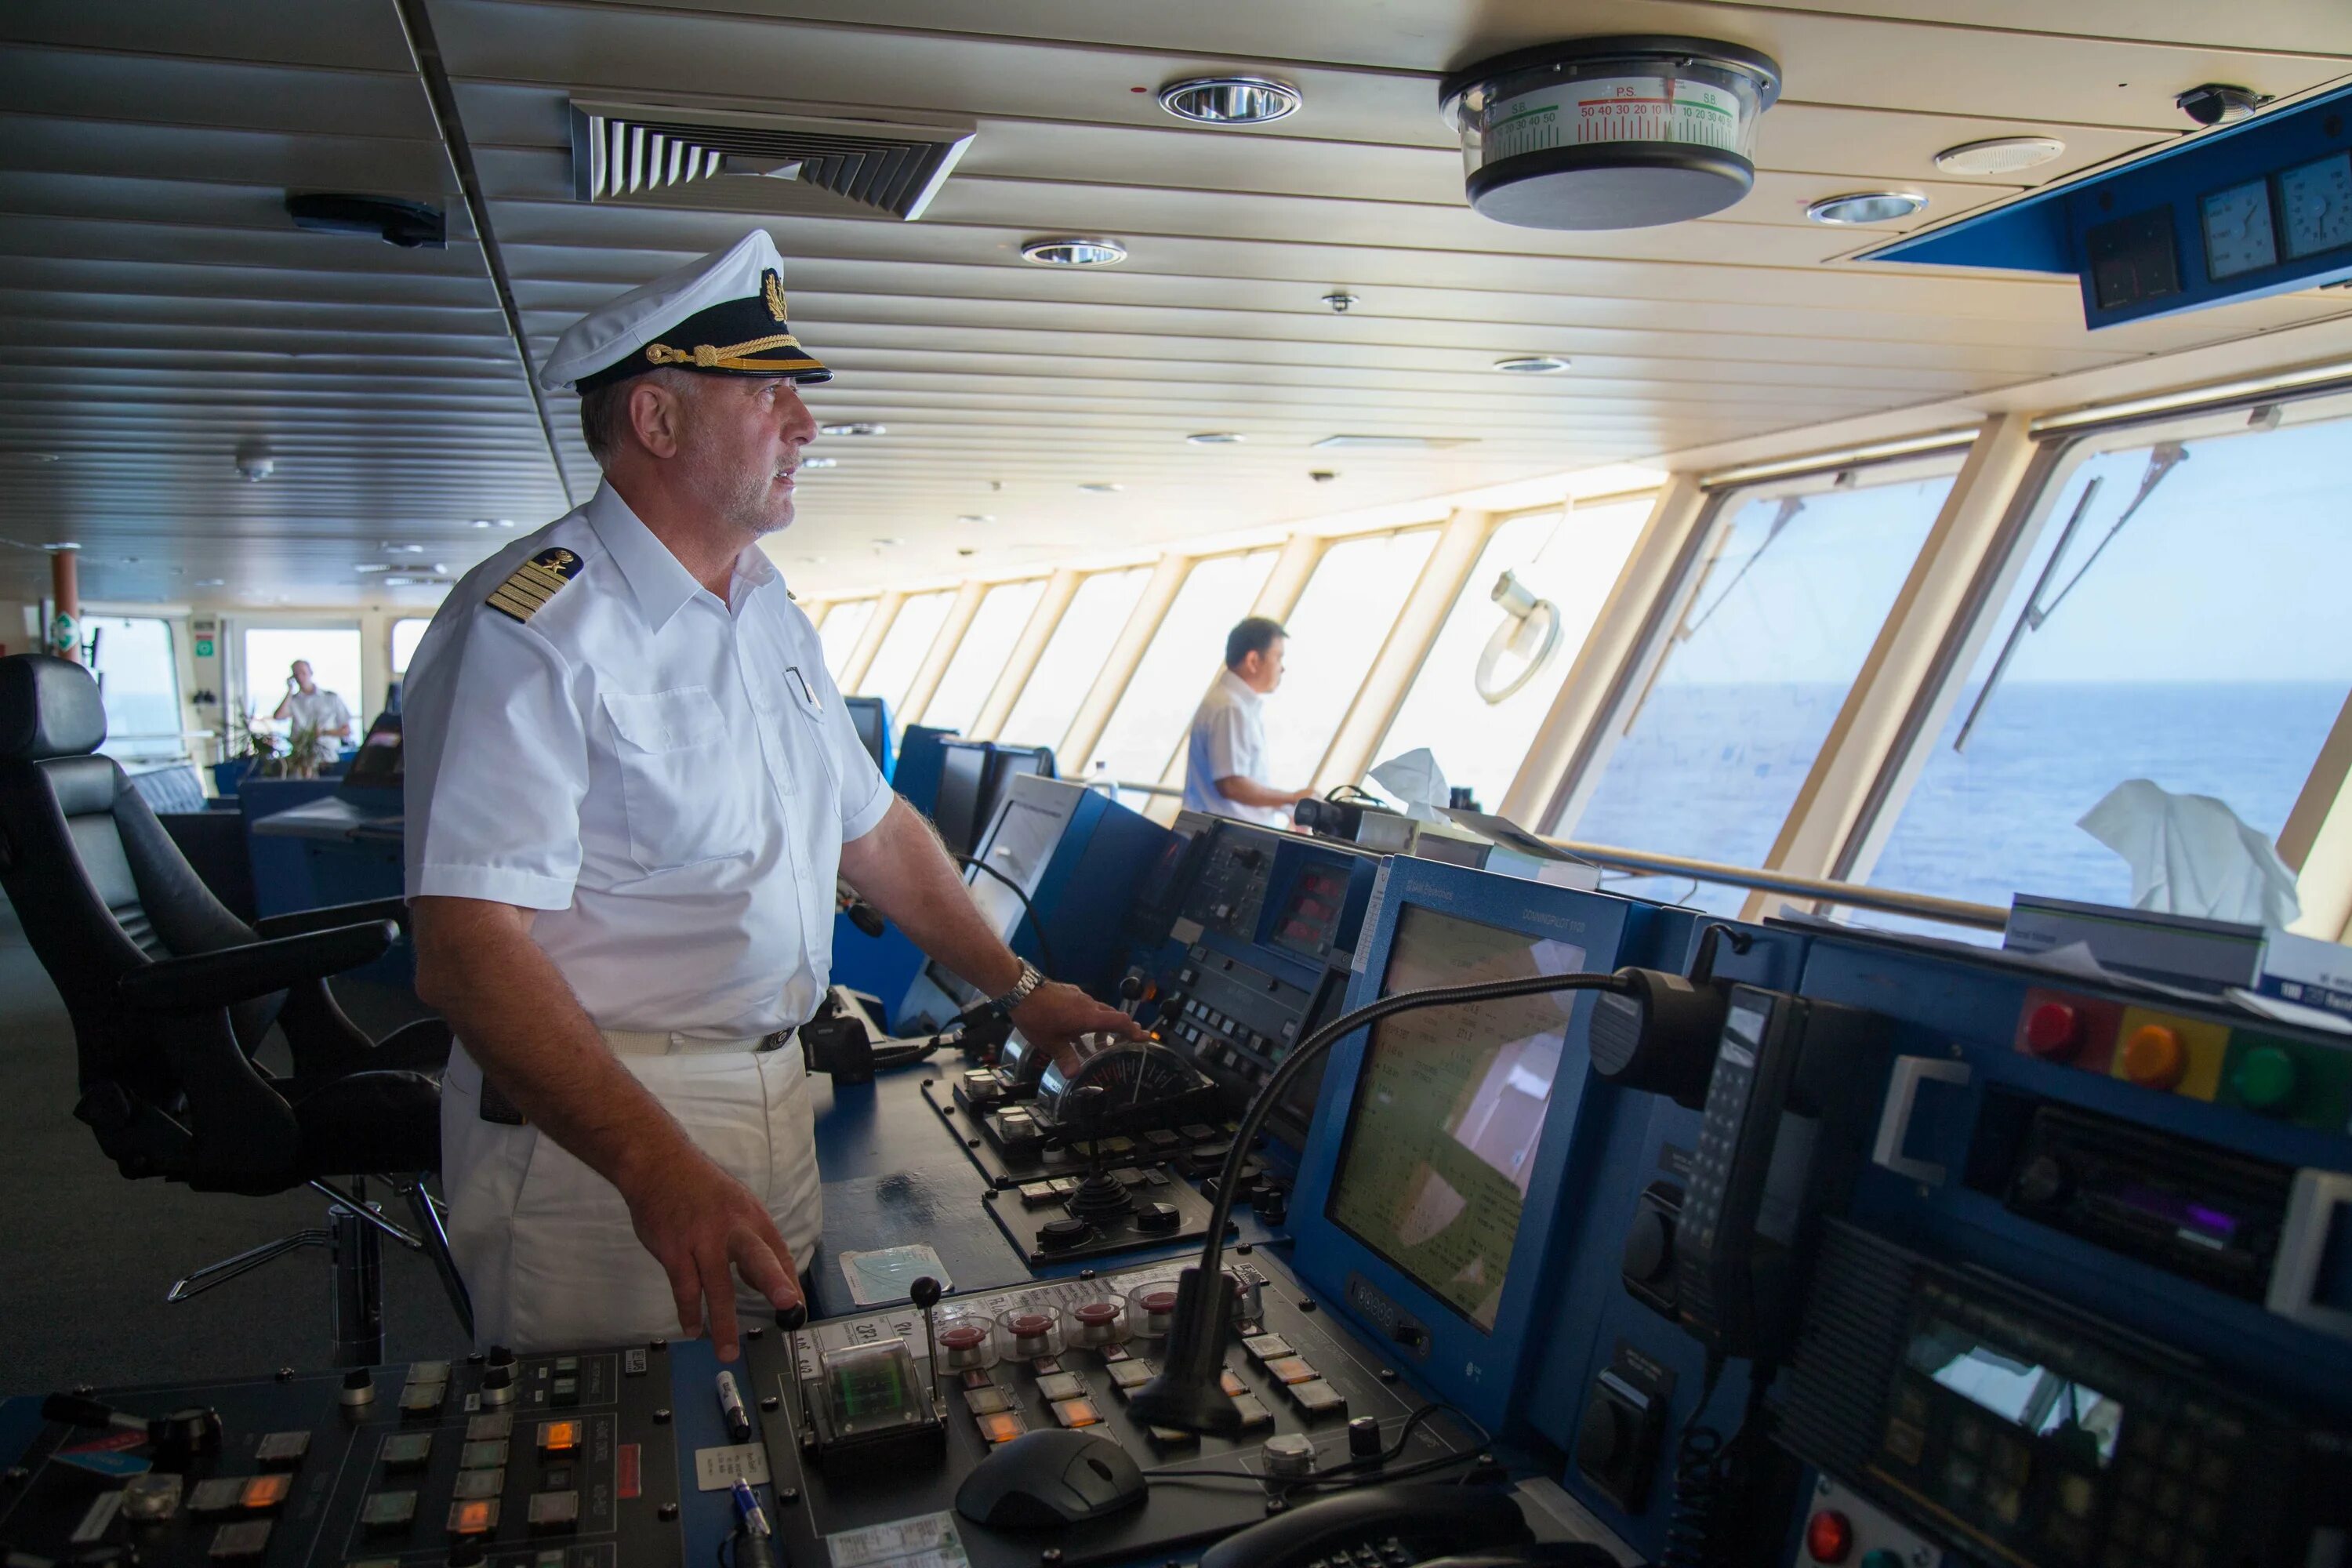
{"left": 1183, "top": 668, "right": 1286, "bottom": 828}
{"left": 285, "top": 688, "right": 352, "bottom": 735}
{"left": 402, "top": 481, "right": 891, "bottom": 1038}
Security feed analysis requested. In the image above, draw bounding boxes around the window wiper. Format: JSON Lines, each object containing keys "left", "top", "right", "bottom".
{"left": 1951, "top": 441, "right": 2187, "bottom": 753}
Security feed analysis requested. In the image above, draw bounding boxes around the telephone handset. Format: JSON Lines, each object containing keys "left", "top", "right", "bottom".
{"left": 1673, "top": 984, "right": 1881, "bottom": 1361}
{"left": 1196, "top": 1485, "right": 1617, "bottom": 1568}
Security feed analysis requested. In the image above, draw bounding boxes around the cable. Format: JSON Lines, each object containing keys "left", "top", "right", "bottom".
{"left": 952, "top": 851, "right": 1060, "bottom": 982}
{"left": 1662, "top": 1352, "right": 1730, "bottom": 1568}
{"left": 1188, "top": 968, "right": 1635, "bottom": 1303}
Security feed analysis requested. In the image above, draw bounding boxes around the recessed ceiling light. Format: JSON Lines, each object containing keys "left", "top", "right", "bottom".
{"left": 354, "top": 563, "right": 392, "bottom": 574}
{"left": 1156, "top": 75, "right": 1302, "bottom": 126}
{"left": 818, "top": 423, "right": 887, "bottom": 437}
{"left": 1021, "top": 238, "right": 1127, "bottom": 267}
{"left": 1494, "top": 355, "right": 1571, "bottom": 375}
{"left": 383, "top": 576, "right": 414, "bottom": 586}
{"left": 957, "top": 514, "right": 996, "bottom": 524}
{"left": 1312, "top": 434, "right": 1475, "bottom": 451}
{"left": 470, "top": 518, "right": 493, "bottom": 528}
{"left": 1186, "top": 432, "right": 1246, "bottom": 445}
{"left": 1079, "top": 482, "right": 1123, "bottom": 493}
{"left": 383, "top": 542, "right": 426, "bottom": 554}
{"left": 1806, "top": 191, "right": 1929, "bottom": 225}
{"left": 800, "top": 456, "right": 839, "bottom": 469}
{"left": 495, "top": 518, "right": 517, "bottom": 528}
{"left": 42, "top": 542, "right": 80, "bottom": 551}
{"left": 195, "top": 578, "right": 225, "bottom": 587}
{"left": 1933, "top": 136, "right": 2067, "bottom": 176}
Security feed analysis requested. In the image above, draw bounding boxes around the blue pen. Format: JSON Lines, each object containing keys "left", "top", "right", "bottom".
{"left": 732, "top": 1478, "right": 780, "bottom": 1568}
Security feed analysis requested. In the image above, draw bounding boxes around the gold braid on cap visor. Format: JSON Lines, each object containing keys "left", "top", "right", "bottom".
{"left": 643, "top": 332, "right": 824, "bottom": 374}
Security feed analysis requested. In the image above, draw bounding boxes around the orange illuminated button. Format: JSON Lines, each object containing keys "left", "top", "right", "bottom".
{"left": 1219, "top": 1370, "right": 1248, "bottom": 1398}
{"left": 1051, "top": 1398, "right": 1103, "bottom": 1429}
{"left": 448, "top": 1497, "right": 500, "bottom": 1536}
{"left": 1264, "top": 1356, "right": 1318, "bottom": 1385}
{"left": 2121, "top": 1025, "right": 2186, "bottom": 1090}
{"left": 1804, "top": 1508, "right": 1853, "bottom": 1564}
{"left": 537, "top": 1420, "right": 580, "bottom": 1456}
{"left": 2023, "top": 1002, "right": 2082, "bottom": 1060}
{"left": 975, "top": 1411, "right": 1027, "bottom": 1446}
{"left": 239, "top": 1474, "right": 292, "bottom": 1512}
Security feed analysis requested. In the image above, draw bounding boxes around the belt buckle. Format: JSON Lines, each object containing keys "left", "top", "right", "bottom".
{"left": 757, "top": 1029, "right": 792, "bottom": 1053}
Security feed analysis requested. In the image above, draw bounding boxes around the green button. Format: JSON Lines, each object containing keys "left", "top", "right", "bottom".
{"left": 1860, "top": 1552, "right": 1907, "bottom": 1568}
{"left": 2234, "top": 1044, "right": 2297, "bottom": 1111}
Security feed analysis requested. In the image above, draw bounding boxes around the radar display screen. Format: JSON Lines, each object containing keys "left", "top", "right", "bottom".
{"left": 1327, "top": 906, "right": 1585, "bottom": 1332}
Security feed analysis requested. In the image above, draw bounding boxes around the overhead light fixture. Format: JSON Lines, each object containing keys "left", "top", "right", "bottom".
{"left": 1494, "top": 354, "right": 1571, "bottom": 374}
{"left": 285, "top": 192, "right": 447, "bottom": 249}
{"left": 354, "top": 563, "right": 392, "bottom": 574}
{"left": 2176, "top": 83, "right": 2267, "bottom": 128}
{"left": 818, "top": 423, "right": 887, "bottom": 437}
{"left": 1186, "top": 432, "right": 1246, "bottom": 445}
{"left": 1312, "top": 434, "right": 1475, "bottom": 450}
{"left": 1079, "top": 482, "right": 1123, "bottom": 493}
{"left": 470, "top": 518, "right": 494, "bottom": 528}
{"left": 495, "top": 518, "right": 517, "bottom": 528}
{"left": 1806, "top": 190, "right": 1928, "bottom": 225}
{"left": 1440, "top": 37, "right": 1782, "bottom": 229}
{"left": 42, "top": 542, "right": 80, "bottom": 552}
{"left": 1933, "top": 136, "right": 2066, "bottom": 176}
{"left": 383, "top": 543, "right": 426, "bottom": 554}
{"left": 1156, "top": 75, "right": 1302, "bottom": 126}
{"left": 1021, "top": 237, "right": 1127, "bottom": 267}
{"left": 800, "top": 456, "right": 839, "bottom": 469}
{"left": 1321, "top": 289, "right": 1360, "bottom": 314}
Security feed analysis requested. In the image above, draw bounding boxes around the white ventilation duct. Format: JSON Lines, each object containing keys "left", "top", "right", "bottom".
{"left": 569, "top": 100, "right": 976, "bottom": 220}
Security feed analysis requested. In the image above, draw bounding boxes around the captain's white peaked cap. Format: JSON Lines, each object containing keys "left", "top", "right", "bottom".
{"left": 537, "top": 230, "right": 830, "bottom": 393}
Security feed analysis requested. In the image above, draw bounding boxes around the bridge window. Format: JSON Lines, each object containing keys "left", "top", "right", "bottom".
{"left": 922, "top": 578, "right": 1045, "bottom": 736}
{"left": 999, "top": 567, "right": 1150, "bottom": 754}
{"left": 1569, "top": 465, "right": 1957, "bottom": 913}
{"left": 390, "top": 616, "right": 431, "bottom": 675}
{"left": 89, "top": 617, "right": 181, "bottom": 766}
{"left": 1264, "top": 528, "right": 1437, "bottom": 790}
{"left": 1375, "top": 498, "right": 1650, "bottom": 813}
{"left": 855, "top": 590, "right": 953, "bottom": 720}
{"left": 1865, "top": 402, "right": 2352, "bottom": 918}
{"left": 817, "top": 598, "right": 877, "bottom": 680}
{"left": 1087, "top": 549, "right": 1278, "bottom": 784}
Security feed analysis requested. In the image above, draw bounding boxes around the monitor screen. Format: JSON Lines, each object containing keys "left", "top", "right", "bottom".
{"left": 341, "top": 716, "right": 403, "bottom": 790}
{"left": 967, "top": 797, "right": 1069, "bottom": 942}
{"left": 1270, "top": 859, "right": 1352, "bottom": 960}
{"left": 845, "top": 697, "right": 887, "bottom": 770}
{"left": 933, "top": 742, "right": 989, "bottom": 856}
{"left": 1327, "top": 905, "right": 1587, "bottom": 1333}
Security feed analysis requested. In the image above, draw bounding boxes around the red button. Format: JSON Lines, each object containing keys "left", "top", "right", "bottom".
{"left": 2024, "top": 1001, "right": 2082, "bottom": 1059}
{"left": 1806, "top": 1508, "right": 1854, "bottom": 1564}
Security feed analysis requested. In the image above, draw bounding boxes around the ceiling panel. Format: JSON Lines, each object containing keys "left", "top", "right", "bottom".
{"left": 0, "top": 0, "right": 2344, "bottom": 605}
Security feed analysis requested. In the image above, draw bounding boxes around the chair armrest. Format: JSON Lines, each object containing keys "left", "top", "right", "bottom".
{"left": 116, "top": 922, "right": 398, "bottom": 1013}
{"left": 254, "top": 897, "right": 409, "bottom": 939}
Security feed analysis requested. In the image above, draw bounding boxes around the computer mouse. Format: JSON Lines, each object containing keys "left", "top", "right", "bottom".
{"left": 953, "top": 1428, "right": 1147, "bottom": 1529}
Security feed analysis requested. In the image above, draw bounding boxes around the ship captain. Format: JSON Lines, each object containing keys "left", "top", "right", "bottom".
{"left": 401, "top": 230, "right": 1138, "bottom": 1359}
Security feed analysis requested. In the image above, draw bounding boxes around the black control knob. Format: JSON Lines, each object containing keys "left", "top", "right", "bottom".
{"left": 909, "top": 1276, "right": 942, "bottom": 1313}
{"left": 776, "top": 1301, "right": 809, "bottom": 1334}
{"left": 485, "top": 1344, "right": 517, "bottom": 1370}
{"left": 1120, "top": 974, "right": 1147, "bottom": 1002}
{"left": 339, "top": 1367, "right": 376, "bottom": 1408}
{"left": 1621, "top": 1207, "right": 1675, "bottom": 1283}
{"left": 147, "top": 1406, "right": 223, "bottom": 1465}
{"left": 1135, "top": 1200, "right": 1181, "bottom": 1234}
{"left": 1038, "top": 1217, "right": 1094, "bottom": 1253}
{"left": 448, "top": 1541, "right": 488, "bottom": 1567}
{"left": 479, "top": 1365, "right": 516, "bottom": 1406}
{"left": 1348, "top": 1416, "right": 1384, "bottom": 1460}
{"left": 1576, "top": 1398, "right": 1631, "bottom": 1473}
{"left": 2015, "top": 1154, "right": 2071, "bottom": 1208}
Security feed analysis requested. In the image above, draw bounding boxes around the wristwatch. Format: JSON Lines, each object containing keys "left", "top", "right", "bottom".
{"left": 988, "top": 959, "right": 1045, "bottom": 1017}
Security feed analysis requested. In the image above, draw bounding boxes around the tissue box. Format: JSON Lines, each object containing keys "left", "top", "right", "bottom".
{"left": 2257, "top": 929, "right": 2352, "bottom": 1019}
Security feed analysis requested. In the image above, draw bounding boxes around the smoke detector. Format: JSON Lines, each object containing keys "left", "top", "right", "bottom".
{"left": 1440, "top": 36, "right": 1782, "bottom": 229}
{"left": 570, "top": 100, "right": 975, "bottom": 220}
{"left": 234, "top": 441, "right": 274, "bottom": 482}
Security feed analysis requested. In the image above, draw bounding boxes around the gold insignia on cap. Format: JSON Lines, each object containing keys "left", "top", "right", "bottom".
{"left": 487, "top": 546, "right": 583, "bottom": 623}
{"left": 763, "top": 268, "right": 788, "bottom": 322}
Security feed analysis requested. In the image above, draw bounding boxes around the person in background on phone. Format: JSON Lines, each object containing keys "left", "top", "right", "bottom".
{"left": 270, "top": 659, "right": 354, "bottom": 752}
{"left": 1182, "top": 616, "right": 1314, "bottom": 828}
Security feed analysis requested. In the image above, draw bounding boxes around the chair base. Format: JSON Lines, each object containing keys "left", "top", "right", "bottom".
{"left": 167, "top": 1175, "right": 473, "bottom": 1367}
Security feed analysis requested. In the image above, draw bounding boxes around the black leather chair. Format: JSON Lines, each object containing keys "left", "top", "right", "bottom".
{"left": 0, "top": 654, "right": 470, "bottom": 1363}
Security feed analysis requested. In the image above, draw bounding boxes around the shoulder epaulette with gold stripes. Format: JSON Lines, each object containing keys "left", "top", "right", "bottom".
{"left": 487, "top": 546, "right": 584, "bottom": 623}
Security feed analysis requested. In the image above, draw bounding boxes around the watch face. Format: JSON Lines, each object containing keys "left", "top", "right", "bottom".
{"left": 2200, "top": 179, "right": 2278, "bottom": 279}
{"left": 2278, "top": 150, "right": 2352, "bottom": 260}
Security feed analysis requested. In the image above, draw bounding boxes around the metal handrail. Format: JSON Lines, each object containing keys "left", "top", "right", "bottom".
{"left": 1540, "top": 837, "right": 2008, "bottom": 931}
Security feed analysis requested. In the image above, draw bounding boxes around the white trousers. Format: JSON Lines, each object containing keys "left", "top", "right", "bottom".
{"left": 438, "top": 1040, "right": 822, "bottom": 1353}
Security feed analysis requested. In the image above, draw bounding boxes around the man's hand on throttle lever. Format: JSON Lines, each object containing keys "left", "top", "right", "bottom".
{"left": 1011, "top": 979, "right": 1146, "bottom": 1075}
{"left": 620, "top": 1145, "right": 801, "bottom": 1362}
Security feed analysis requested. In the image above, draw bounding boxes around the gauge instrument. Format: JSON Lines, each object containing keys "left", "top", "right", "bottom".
{"left": 1033, "top": 1036, "right": 1220, "bottom": 1137}
{"left": 2278, "top": 150, "right": 2352, "bottom": 260}
{"left": 2199, "top": 178, "right": 2278, "bottom": 279}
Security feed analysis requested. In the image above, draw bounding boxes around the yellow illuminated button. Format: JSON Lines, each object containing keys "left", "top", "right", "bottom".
{"left": 975, "top": 1411, "right": 1027, "bottom": 1446}
{"left": 239, "top": 1474, "right": 291, "bottom": 1512}
{"left": 1052, "top": 1398, "right": 1104, "bottom": 1428}
{"left": 537, "top": 1420, "right": 580, "bottom": 1456}
{"left": 2121, "top": 1025, "right": 2185, "bottom": 1090}
{"left": 1219, "top": 1370, "right": 1247, "bottom": 1398}
{"left": 1264, "top": 1357, "right": 1317, "bottom": 1386}
{"left": 448, "top": 1498, "right": 499, "bottom": 1536}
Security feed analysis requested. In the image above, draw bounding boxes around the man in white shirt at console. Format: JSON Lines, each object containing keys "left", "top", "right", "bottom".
{"left": 1181, "top": 616, "right": 1314, "bottom": 829}
{"left": 401, "top": 230, "right": 1135, "bottom": 1359}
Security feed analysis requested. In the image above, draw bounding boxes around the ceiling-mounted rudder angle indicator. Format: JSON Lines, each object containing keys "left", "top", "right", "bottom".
{"left": 1440, "top": 36, "right": 1782, "bottom": 230}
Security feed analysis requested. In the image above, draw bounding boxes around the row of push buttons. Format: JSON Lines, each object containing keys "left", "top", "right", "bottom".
{"left": 358, "top": 1409, "right": 584, "bottom": 1552}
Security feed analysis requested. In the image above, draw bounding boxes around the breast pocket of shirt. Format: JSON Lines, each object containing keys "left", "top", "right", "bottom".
{"left": 601, "top": 686, "right": 757, "bottom": 872}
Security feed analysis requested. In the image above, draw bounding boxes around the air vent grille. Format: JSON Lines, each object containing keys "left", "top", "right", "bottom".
{"left": 570, "top": 100, "right": 975, "bottom": 220}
